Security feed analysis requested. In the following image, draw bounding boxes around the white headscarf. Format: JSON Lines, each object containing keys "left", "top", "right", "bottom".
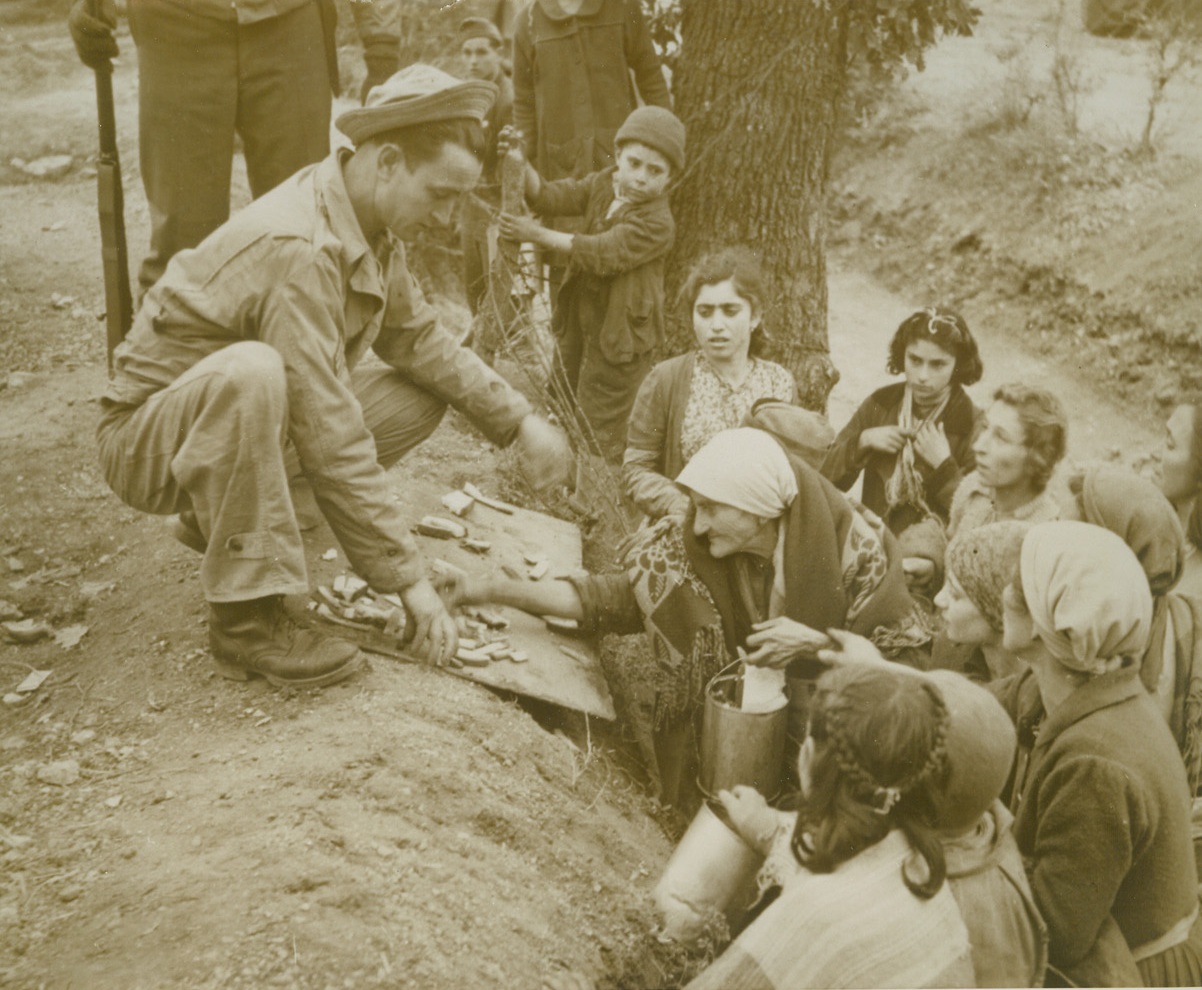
{"left": 1020, "top": 521, "right": 1152, "bottom": 675}
{"left": 675, "top": 428, "right": 798, "bottom": 519}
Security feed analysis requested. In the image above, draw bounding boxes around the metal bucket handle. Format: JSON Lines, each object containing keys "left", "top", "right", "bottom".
{"left": 707, "top": 657, "right": 745, "bottom": 706}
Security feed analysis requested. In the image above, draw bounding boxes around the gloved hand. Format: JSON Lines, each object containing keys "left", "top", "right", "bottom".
{"left": 360, "top": 37, "right": 398, "bottom": 104}
{"left": 69, "top": 0, "right": 118, "bottom": 69}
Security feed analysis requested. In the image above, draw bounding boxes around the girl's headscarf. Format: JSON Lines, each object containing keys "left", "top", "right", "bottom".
{"left": 676, "top": 427, "right": 798, "bottom": 519}
{"left": 1077, "top": 464, "right": 1185, "bottom": 597}
{"left": 1020, "top": 521, "right": 1153, "bottom": 675}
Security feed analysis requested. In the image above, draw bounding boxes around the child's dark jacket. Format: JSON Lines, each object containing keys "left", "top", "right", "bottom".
{"left": 822, "top": 381, "right": 980, "bottom": 530}
{"left": 531, "top": 166, "right": 673, "bottom": 363}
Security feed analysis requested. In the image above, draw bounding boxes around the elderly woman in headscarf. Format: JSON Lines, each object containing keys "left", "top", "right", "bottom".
{"left": 1069, "top": 464, "right": 1202, "bottom": 796}
{"left": 820, "top": 520, "right": 1202, "bottom": 986}
{"left": 437, "top": 428, "right": 930, "bottom": 807}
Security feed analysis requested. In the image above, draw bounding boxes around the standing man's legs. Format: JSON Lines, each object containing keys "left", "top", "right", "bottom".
{"left": 129, "top": 0, "right": 239, "bottom": 294}
{"left": 237, "top": 0, "right": 331, "bottom": 199}
{"left": 97, "top": 342, "right": 361, "bottom": 686}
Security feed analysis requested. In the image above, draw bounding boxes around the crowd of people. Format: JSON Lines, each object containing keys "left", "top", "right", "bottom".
{"left": 68, "top": 0, "right": 1202, "bottom": 985}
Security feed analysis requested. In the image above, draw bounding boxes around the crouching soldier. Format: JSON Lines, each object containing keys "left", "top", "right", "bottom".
{"left": 96, "top": 65, "right": 570, "bottom": 688}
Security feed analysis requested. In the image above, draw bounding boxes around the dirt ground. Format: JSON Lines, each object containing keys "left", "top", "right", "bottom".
{"left": 2, "top": 0, "right": 1201, "bottom": 987}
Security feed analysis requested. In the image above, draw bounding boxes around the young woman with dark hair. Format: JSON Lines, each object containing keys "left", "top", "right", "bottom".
{"left": 822, "top": 307, "right": 984, "bottom": 585}
{"left": 623, "top": 248, "right": 799, "bottom": 521}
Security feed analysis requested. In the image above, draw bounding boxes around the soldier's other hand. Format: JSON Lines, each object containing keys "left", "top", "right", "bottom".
{"left": 69, "top": 0, "right": 118, "bottom": 69}
{"left": 400, "top": 578, "right": 459, "bottom": 666}
{"left": 515, "top": 414, "right": 571, "bottom": 492}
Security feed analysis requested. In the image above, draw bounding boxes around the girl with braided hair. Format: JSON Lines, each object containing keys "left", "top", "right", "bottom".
{"left": 687, "top": 666, "right": 973, "bottom": 990}
{"left": 720, "top": 658, "right": 1046, "bottom": 988}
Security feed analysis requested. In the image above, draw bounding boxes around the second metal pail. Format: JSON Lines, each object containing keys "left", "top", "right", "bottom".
{"left": 698, "top": 665, "right": 788, "bottom": 801}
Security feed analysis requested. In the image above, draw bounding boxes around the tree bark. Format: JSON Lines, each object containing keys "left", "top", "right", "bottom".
{"left": 671, "top": 0, "right": 848, "bottom": 411}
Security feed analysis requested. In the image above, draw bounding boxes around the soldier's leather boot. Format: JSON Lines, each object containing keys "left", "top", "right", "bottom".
{"left": 208, "top": 596, "right": 363, "bottom": 688}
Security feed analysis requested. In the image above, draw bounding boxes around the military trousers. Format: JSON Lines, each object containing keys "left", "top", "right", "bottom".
{"left": 97, "top": 342, "right": 445, "bottom": 603}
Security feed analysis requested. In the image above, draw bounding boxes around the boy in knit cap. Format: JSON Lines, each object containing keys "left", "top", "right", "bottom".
{"left": 498, "top": 105, "right": 684, "bottom": 467}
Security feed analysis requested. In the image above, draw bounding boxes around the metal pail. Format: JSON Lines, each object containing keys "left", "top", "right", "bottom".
{"left": 652, "top": 799, "right": 765, "bottom": 942}
{"left": 698, "top": 664, "right": 788, "bottom": 801}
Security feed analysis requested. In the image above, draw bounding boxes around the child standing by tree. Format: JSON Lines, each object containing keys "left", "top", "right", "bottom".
{"left": 498, "top": 106, "right": 683, "bottom": 466}
{"left": 822, "top": 307, "right": 984, "bottom": 586}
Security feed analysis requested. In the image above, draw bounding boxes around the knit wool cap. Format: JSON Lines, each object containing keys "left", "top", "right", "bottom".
{"left": 336, "top": 63, "right": 496, "bottom": 145}
{"left": 944, "top": 521, "right": 1031, "bottom": 632}
{"left": 925, "top": 671, "right": 1017, "bottom": 833}
{"left": 458, "top": 17, "right": 503, "bottom": 47}
{"left": 615, "top": 105, "right": 686, "bottom": 174}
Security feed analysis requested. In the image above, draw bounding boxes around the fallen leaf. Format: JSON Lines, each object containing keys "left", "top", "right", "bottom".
{"left": 53, "top": 624, "right": 89, "bottom": 649}
{"left": 15, "top": 670, "right": 51, "bottom": 693}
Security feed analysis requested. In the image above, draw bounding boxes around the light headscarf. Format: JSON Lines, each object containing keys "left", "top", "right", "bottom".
{"left": 1020, "top": 521, "right": 1152, "bottom": 675}
{"left": 676, "top": 428, "right": 798, "bottom": 519}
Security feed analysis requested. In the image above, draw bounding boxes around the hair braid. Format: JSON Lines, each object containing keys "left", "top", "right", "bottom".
{"left": 791, "top": 668, "right": 953, "bottom": 899}
{"left": 823, "top": 702, "right": 883, "bottom": 797}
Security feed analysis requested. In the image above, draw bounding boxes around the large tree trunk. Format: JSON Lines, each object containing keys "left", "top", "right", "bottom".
{"left": 671, "top": 0, "right": 848, "bottom": 411}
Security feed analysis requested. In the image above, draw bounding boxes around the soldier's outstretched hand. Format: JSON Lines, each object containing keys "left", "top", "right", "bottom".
{"left": 514, "top": 414, "right": 571, "bottom": 492}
